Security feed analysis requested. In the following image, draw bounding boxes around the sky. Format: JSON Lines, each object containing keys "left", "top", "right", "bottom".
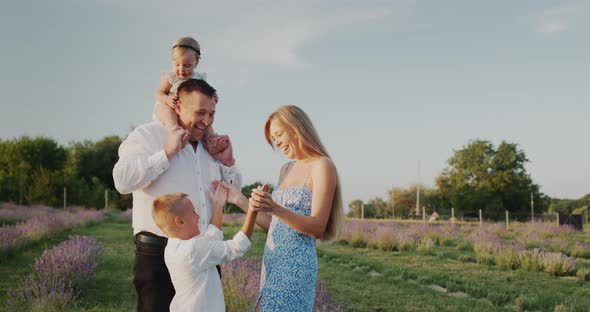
{"left": 1, "top": 0, "right": 589, "bottom": 207}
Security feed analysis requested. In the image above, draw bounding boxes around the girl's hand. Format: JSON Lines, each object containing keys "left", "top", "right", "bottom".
{"left": 165, "top": 95, "right": 179, "bottom": 109}
{"left": 211, "top": 180, "right": 242, "bottom": 205}
{"left": 208, "top": 182, "right": 228, "bottom": 210}
{"left": 249, "top": 184, "right": 275, "bottom": 212}
{"left": 206, "top": 135, "right": 229, "bottom": 155}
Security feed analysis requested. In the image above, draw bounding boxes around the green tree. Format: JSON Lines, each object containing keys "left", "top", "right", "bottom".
{"left": 386, "top": 184, "right": 444, "bottom": 218}
{"left": 346, "top": 199, "right": 364, "bottom": 218}
{"left": 436, "top": 140, "right": 546, "bottom": 220}
{"left": 0, "top": 137, "right": 66, "bottom": 204}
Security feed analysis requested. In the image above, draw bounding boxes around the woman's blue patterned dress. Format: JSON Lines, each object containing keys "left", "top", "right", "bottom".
{"left": 255, "top": 186, "right": 317, "bottom": 311}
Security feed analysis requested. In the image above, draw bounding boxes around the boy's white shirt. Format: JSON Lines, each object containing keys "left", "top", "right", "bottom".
{"left": 165, "top": 225, "right": 251, "bottom": 312}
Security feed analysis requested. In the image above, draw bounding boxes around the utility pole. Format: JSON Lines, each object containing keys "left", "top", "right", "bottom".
{"left": 361, "top": 203, "right": 365, "bottom": 220}
{"left": 63, "top": 187, "right": 67, "bottom": 210}
{"left": 530, "top": 192, "right": 535, "bottom": 222}
{"left": 392, "top": 195, "right": 395, "bottom": 219}
{"left": 19, "top": 162, "right": 23, "bottom": 206}
{"left": 416, "top": 160, "right": 421, "bottom": 216}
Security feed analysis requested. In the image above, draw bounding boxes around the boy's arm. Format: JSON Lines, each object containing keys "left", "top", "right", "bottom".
{"left": 210, "top": 199, "right": 223, "bottom": 231}
{"left": 208, "top": 183, "right": 226, "bottom": 231}
{"left": 240, "top": 208, "right": 258, "bottom": 239}
{"left": 190, "top": 227, "right": 251, "bottom": 272}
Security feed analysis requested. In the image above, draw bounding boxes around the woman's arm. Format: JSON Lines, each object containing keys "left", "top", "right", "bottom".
{"left": 252, "top": 157, "right": 337, "bottom": 238}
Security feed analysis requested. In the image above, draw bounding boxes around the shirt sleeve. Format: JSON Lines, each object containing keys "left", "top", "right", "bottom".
{"left": 220, "top": 162, "right": 242, "bottom": 190}
{"left": 204, "top": 224, "right": 224, "bottom": 241}
{"left": 112, "top": 127, "right": 170, "bottom": 194}
{"left": 190, "top": 230, "right": 251, "bottom": 272}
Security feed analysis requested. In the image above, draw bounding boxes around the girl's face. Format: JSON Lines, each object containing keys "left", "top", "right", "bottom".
{"left": 172, "top": 50, "right": 198, "bottom": 79}
{"left": 269, "top": 119, "right": 300, "bottom": 160}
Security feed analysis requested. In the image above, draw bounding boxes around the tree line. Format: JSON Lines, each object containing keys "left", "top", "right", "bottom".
{"left": 2, "top": 136, "right": 587, "bottom": 218}
{"left": 348, "top": 140, "right": 588, "bottom": 221}
{"left": 0, "top": 136, "right": 130, "bottom": 209}
{"left": 0, "top": 135, "right": 275, "bottom": 211}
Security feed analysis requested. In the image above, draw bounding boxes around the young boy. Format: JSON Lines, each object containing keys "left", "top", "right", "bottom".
{"left": 152, "top": 184, "right": 256, "bottom": 312}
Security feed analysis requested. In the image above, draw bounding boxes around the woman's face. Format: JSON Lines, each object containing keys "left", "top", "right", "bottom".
{"left": 269, "top": 119, "right": 299, "bottom": 159}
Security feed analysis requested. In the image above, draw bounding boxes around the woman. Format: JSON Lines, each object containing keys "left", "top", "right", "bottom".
{"left": 249, "top": 105, "right": 343, "bottom": 311}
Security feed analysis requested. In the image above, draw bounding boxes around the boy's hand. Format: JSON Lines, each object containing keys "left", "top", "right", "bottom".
{"left": 208, "top": 182, "right": 228, "bottom": 211}
{"left": 211, "top": 181, "right": 242, "bottom": 205}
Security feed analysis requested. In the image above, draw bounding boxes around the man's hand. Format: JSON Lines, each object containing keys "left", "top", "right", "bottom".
{"left": 211, "top": 136, "right": 235, "bottom": 167}
{"left": 164, "top": 126, "right": 189, "bottom": 160}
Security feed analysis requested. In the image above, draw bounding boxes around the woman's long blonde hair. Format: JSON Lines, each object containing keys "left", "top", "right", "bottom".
{"left": 264, "top": 105, "right": 343, "bottom": 241}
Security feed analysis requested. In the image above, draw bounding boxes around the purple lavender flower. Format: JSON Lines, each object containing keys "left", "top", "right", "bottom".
{"left": 221, "top": 258, "right": 343, "bottom": 312}
{"left": 7, "top": 235, "right": 102, "bottom": 311}
{"left": 0, "top": 208, "right": 104, "bottom": 252}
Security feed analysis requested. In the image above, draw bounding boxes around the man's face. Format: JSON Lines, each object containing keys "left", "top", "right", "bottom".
{"left": 176, "top": 91, "right": 216, "bottom": 141}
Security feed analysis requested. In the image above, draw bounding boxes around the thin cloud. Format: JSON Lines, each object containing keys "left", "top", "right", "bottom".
{"left": 207, "top": 5, "right": 397, "bottom": 69}
{"left": 92, "top": 0, "right": 411, "bottom": 69}
{"left": 529, "top": 1, "right": 590, "bottom": 36}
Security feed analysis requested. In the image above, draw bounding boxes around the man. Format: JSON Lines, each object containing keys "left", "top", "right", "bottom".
{"left": 113, "top": 79, "right": 241, "bottom": 312}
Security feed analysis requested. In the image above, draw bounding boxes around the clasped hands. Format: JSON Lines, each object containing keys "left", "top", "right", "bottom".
{"left": 248, "top": 184, "right": 276, "bottom": 213}
{"left": 212, "top": 181, "right": 277, "bottom": 213}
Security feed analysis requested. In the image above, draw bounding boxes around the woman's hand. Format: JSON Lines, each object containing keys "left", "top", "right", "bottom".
{"left": 249, "top": 184, "right": 276, "bottom": 212}
{"left": 211, "top": 181, "right": 244, "bottom": 205}
{"left": 208, "top": 182, "right": 228, "bottom": 210}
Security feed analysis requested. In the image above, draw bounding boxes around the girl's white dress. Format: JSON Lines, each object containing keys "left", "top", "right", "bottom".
{"left": 152, "top": 71, "right": 207, "bottom": 121}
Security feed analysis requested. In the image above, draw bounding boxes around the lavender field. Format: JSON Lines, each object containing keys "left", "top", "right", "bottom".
{"left": 2, "top": 206, "right": 590, "bottom": 311}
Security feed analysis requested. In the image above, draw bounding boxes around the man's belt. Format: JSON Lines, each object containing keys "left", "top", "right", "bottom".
{"left": 135, "top": 232, "right": 168, "bottom": 247}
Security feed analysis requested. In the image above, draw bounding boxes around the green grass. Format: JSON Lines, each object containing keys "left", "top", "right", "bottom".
{"left": 0, "top": 217, "right": 26, "bottom": 226}
{"left": 318, "top": 243, "right": 590, "bottom": 311}
{"left": 3, "top": 221, "right": 590, "bottom": 312}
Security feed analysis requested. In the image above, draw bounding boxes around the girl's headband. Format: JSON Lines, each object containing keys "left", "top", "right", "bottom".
{"left": 172, "top": 44, "right": 201, "bottom": 56}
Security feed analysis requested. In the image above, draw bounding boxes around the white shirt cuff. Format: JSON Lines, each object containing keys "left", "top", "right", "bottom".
{"left": 221, "top": 163, "right": 237, "bottom": 178}
{"left": 205, "top": 225, "right": 224, "bottom": 241}
{"left": 233, "top": 231, "right": 251, "bottom": 251}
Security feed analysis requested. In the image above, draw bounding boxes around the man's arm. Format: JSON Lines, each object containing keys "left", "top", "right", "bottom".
{"left": 112, "top": 127, "right": 169, "bottom": 194}
{"left": 113, "top": 125, "right": 187, "bottom": 194}
{"left": 211, "top": 136, "right": 242, "bottom": 189}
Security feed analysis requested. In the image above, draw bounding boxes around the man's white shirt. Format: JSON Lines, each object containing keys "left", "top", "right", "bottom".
{"left": 165, "top": 225, "right": 251, "bottom": 312}
{"left": 113, "top": 121, "right": 242, "bottom": 236}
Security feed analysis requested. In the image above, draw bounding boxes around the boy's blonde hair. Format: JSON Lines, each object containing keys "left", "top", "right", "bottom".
{"left": 263, "top": 105, "right": 343, "bottom": 241}
{"left": 172, "top": 37, "right": 201, "bottom": 62}
{"left": 152, "top": 192, "right": 189, "bottom": 236}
